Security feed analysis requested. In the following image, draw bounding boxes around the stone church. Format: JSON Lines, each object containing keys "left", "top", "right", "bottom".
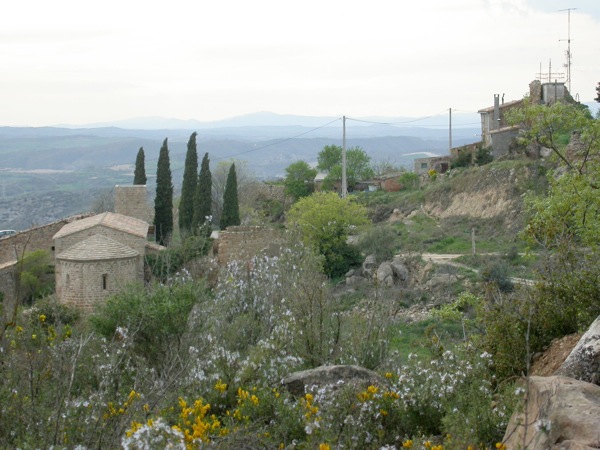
{"left": 53, "top": 185, "right": 161, "bottom": 310}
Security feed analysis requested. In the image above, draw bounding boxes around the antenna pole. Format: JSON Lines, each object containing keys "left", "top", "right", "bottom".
{"left": 341, "top": 115, "right": 347, "bottom": 198}
{"left": 560, "top": 8, "right": 576, "bottom": 92}
{"left": 448, "top": 108, "right": 452, "bottom": 153}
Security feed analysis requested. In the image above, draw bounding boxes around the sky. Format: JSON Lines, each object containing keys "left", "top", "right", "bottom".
{"left": 1, "top": 0, "right": 599, "bottom": 127}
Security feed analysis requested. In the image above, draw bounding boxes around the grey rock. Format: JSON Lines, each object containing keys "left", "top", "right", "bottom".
{"left": 281, "top": 365, "right": 388, "bottom": 397}
{"left": 503, "top": 376, "right": 600, "bottom": 449}
{"left": 555, "top": 315, "right": 600, "bottom": 385}
{"left": 376, "top": 262, "right": 394, "bottom": 287}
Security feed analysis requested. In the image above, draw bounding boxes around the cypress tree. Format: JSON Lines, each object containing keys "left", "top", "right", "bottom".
{"left": 133, "top": 147, "right": 147, "bottom": 185}
{"left": 154, "top": 138, "right": 173, "bottom": 246}
{"left": 220, "top": 163, "right": 240, "bottom": 230}
{"left": 178, "top": 132, "right": 198, "bottom": 235}
{"left": 193, "top": 152, "right": 212, "bottom": 233}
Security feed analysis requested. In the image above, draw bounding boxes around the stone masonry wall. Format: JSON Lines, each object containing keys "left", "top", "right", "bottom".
{"left": 54, "top": 226, "right": 146, "bottom": 279}
{"left": 0, "top": 261, "right": 17, "bottom": 321}
{"left": 56, "top": 258, "right": 138, "bottom": 311}
{"left": 217, "top": 226, "right": 284, "bottom": 265}
{"left": 0, "top": 214, "right": 92, "bottom": 266}
{"left": 114, "top": 185, "right": 152, "bottom": 223}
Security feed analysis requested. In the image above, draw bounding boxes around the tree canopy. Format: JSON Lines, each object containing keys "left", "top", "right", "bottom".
{"left": 316, "top": 145, "right": 373, "bottom": 190}
{"left": 133, "top": 147, "right": 146, "bottom": 185}
{"left": 178, "top": 132, "right": 198, "bottom": 235}
{"left": 287, "top": 191, "right": 369, "bottom": 276}
{"left": 219, "top": 163, "right": 240, "bottom": 230}
{"left": 193, "top": 152, "right": 212, "bottom": 234}
{"left": 154, "top": 138, "right": 173, "bottom": 246}
{"left": 284, "top": 160, "right": 317, "bottom": 200}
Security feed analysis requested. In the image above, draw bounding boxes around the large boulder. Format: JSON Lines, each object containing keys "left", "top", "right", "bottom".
{"left": 390, "top": 257, "right": 409, "bottom": 284}
{"left": 281, "top": 365, "right": 388, "bottom": 397}
{"left": 362, "top": 254, "right": 377, "bottom": 277}
{"left": 503, "top": 376, "right": 600, "bottom": 449}
{"left": 555, "top": 315, "right": 600, "bottom": 385}
{"left": 425, "top": 274, "right": 458, "bottom": 289}
{"left": 376, "top": 262, "right": 394, "bottom": 287}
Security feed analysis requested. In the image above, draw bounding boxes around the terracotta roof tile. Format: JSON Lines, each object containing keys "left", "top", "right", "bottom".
{"left": 53, "top": 212, "right": 148, "bottom": 240}
{"left": 56, "top": 234, "right": 139, "bottom": 261}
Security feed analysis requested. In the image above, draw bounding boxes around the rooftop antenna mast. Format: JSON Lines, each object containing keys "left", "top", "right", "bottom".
{"left": 559, "top": 8, "right": 576, "bottom": 92}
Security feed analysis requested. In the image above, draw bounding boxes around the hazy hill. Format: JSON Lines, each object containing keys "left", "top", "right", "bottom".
{"left": 0, "top": 112, "right": 481, "bottom": 230}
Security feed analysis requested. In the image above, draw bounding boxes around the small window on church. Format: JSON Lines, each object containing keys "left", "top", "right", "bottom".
{"left": 102, "top": 274, "right": 108, "bottom": 290}
{"left": 65, "top": 274, "right": 70, "bottom": 289}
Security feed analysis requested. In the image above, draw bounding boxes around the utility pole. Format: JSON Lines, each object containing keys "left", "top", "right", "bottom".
{"left": 448, "top": 108, "right": 452, "bottom": 153}
{"left": 341, "top": 115, "right": 347, "bottom": 198}
{"left": 560, "top": 8, "right": 576, "bottom": 93}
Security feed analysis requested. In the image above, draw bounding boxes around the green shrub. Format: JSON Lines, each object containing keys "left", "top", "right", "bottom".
{"left": 357, "top": 224, "right": 399, "bottom": 263}
{"left": 90, "top": 280, "right": 208, "bottom": 370}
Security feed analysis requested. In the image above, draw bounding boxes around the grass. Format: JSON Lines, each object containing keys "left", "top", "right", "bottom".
{"left": 388, "top": 318, "right": 464, "bottom": 359}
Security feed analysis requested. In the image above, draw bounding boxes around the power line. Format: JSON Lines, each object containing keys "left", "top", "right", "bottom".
{"left": 210, "top": 117, "right": 342, "bottom": 163}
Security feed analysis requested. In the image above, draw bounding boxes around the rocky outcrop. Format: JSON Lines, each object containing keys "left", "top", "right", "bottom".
{"left": 346, "top": 255, "right": 414, "bottom": 288}
{"left": 503, "top": 376, "right": 600, "bottom": 450}
{"left": 281, "top": 365, "right": 388, "bottom": 397}
{"left": 555, "top": 315, "right": 600, "bottom": 385}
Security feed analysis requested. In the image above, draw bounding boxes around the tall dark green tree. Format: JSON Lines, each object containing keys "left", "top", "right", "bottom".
{"left": 193, "top": 152, "right": 212, "bottom": 233}
{"left": 133, "top": 147, "right": 147, "bottom": 185}
{"left": 219, "top": 163, "right": 240, "bottom": 230}
{"left": 178, "top": 132, "right": 198, "bottom": 235}
{"left": 154, "top": 138, "right": 173, "bottom": 246}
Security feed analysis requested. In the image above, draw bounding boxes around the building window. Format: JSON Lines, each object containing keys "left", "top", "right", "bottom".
{"left": 421, "top": 162, "right": 428, "bottom": 169}
{"left": 102, "top": 274, "right": 108, "bottom": 290}
{"left": 65, "top": 274, "right": 70, "bottom": 289}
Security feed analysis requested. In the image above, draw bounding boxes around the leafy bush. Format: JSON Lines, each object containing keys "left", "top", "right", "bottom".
{"left": 357, "top": 224, "right": 399, "bottom": 263}
{"left": 146, "top": 233, "right": 211, "bottom": 280}
{"left": 90, "top": 280, "right": 208, "bottom": 370}
{"left": 475, "top": 146, "right": 493, "bottom": 165}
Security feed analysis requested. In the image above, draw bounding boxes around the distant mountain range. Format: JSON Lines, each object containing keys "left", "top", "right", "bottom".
{"left": 56, "top": 110, "right": 482, "bottom": 132}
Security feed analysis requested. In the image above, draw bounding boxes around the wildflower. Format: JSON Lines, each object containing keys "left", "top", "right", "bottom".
{"left": 319, "top": 444, "right": 331, "bottom": 450}
{"left": 402, "top": 439, "right": 413, "bottom": 448}
{"left": 39, "top": 314, "right": 46, "bottom": 323}
{"left": 495, "top": 443, "right": 507, "bottom": 450}
{"left": 385, "top": 372, "right": 393, "bottom": 379}
{"left": 15, "top": 326, "right": 24, "bottom": 333}
{"left": 250, "top": 395, "right": 259, "bottom": 406}
{"left": 214, "top": 379, "right": 227, "bottom": 393}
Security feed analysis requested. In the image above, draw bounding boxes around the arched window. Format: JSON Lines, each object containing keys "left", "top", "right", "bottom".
{"left": 65, "top": 274, "right": 70, "bottom": 289}
{"left": 102, "top": 274, "right": 108, "bottom": 290}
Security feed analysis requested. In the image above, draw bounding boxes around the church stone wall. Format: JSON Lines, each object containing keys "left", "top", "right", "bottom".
{"left": 54, "top": 226, "right": 146, "bottom": 279}
{"left": 0, "top": 215, "right": 91, "bottom": 265}
{"left": 56, "top": 257, "right": 138, "bottom": 311}
{"left": 114, "top": 185, "right": 151, "bottom": 223}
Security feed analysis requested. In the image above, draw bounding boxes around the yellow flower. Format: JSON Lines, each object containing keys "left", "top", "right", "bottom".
{"left": 39, "top": 314, "right": 46, "bottom": 323}
{"left": 402, "top": 439, "right": 413, "bottom": 448}
{"left": 16, "top": 326, "right": 24, "bottom": 333}
{"left": 215, "top": 380, "right": 227, "bottom": 393}
{"left": 250, "top": 395, "right": 259, "bottom": 406}
{"left": 367, "top": 385, "right": 379, "bottom": 394}
{"left": 305, "top": 393, "right": 314, "bottom": 403}
{"left": 496, "top": 443, "right": 507, "bottom": 450}
{"left": 385, "top": 372, "right": 393, "bottom": 379}
{"left": 379, "top": 409, "right": 388, "bottom": 416}
{"left": 319, "top": 444, "right": 330, "bottom": 450}
{"left": 424, "top": 441, "right": 432, "bottom": 449}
